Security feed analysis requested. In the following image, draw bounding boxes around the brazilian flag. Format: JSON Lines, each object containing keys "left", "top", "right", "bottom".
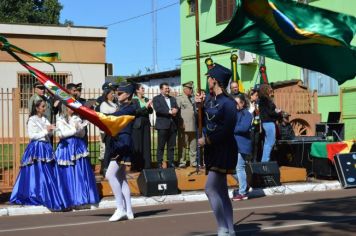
{"left": 205, "top": 0, "right": 356, "bottom": 85}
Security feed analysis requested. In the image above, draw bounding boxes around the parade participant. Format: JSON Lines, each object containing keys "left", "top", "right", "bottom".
{"left": 176, "top": 81, "right": 197, "bottom": 168}
{"left": 55, "top": 104, "right": 99, "bottom": 208}
{"left": 196, "top": 63, "right": 237, "bottom": 236}
{"left": 10, "top": 100, "right": 65, "bottom": 211}
{"left": 259, "top": 84, "right": 281, "bottom": 162}
{"left": 152, "top": 82, "right": 179, "bottom": 169}
{"left": 232, "top": 94, "right": 253, "bottom": 201}
{"left": 132, "top": 83, "right": 153, "bottom": 170}
{"left": 99, "top": 87, "right": 119, "bottom": 175}
{"left": 105, "top": 82, "right": 137, "bottom": 222}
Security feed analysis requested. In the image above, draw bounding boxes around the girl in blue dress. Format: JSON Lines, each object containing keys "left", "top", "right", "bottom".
{"left": 10, "top": 99, "right": 65, "bottom": 211}
{"left": 55, "top": 104, "right": 99, "bottom": 208}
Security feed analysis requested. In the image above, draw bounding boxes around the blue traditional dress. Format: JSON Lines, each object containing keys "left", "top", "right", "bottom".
{"left": 10, "top": 115, "right": 66, "bottom": 211}
{"left": 55, "top": 115, "right": 99, "bottom": 207}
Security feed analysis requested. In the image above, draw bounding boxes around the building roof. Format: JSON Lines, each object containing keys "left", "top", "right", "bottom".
{"left": 0, "top": 23, "right": 107, "bottom": 38}
{"left": 127, "top": 69, "right": 181, "bottom": 82}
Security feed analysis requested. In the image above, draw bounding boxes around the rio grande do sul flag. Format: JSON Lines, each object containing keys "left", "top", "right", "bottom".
{"left": 0, "top": 36, "right": 134, "bottom": 137}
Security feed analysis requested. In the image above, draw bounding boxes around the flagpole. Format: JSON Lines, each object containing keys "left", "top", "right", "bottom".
{"left": 194, "top": 0, "right": 203, "bottom": 173}
{"left": 194, "top": 0, "right": 202, "bottom": 135}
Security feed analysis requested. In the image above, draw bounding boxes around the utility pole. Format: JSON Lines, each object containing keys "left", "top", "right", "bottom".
{"left": 152, "top": 0, "right": 158, "bottom": 72}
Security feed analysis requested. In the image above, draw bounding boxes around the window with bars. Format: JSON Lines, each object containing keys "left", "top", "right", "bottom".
{"left": 216, "top": 0, "right": 236, "bottom": 24}
{"left": 17, "top": 73, "right": 71, "bottom": 109}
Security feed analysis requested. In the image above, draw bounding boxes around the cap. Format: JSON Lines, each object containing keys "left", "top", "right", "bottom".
{"left": 206, "top": 63, "right": 232, "bottom": 89}
{"left": 102, "top": 82, "right": 116, "bottom": 90}
{"left": 33, "top": 82, "right": 45, "bottom": 89}
{"left": 66, "top": 83, "right": 77, "bottom": 90}
{"left": 117, "top": 82, "right": 135, "bottom": 95}
{"left": 182, "top": 81, "right": 193, "bottom": 89}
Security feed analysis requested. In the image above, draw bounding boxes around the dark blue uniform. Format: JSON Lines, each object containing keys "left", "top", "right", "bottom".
{"left": 203, "top": 93, "right": 237, "bottom": 174}
{"left": 106, "top": 102, "right": 137, "bottom": 165}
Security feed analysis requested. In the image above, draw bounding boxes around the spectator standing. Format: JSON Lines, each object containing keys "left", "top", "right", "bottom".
{"left": 248, "top": 88, "right": 261, "bottom": 162}
{"left": 229, "top": 81, "right": 240, "bottom": 98}
{"left": 259, "top": 84, "right": 281, "bottom": 162}
{"left": 232, "top": 94, "right": 253, "bottom": 201}
{"left": 132, "top": 84, "right": 153, "bottom": 170}
{"left": 152, "top": 82, "right": 179, "bottom": 169}
{"left": 75, "top": 83, "right": 87, "bottom": 105}
{"left": 28, "top": 82, "right": 54, "bottom": 123}
{"left": 176, "top": 81, "right": 197, "bottom": 168}
{"left": 100, "top": 88, "right": 119, "bottom": 174}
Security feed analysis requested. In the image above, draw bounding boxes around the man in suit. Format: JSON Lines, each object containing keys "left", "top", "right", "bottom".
{"left": 153, "top": 82, "right": 179, "bottom": 168}
{"left": 177, "top": 81, "right": 197, "bottom": 168}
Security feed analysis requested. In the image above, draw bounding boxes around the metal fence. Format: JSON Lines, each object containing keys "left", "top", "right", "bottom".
{"left": 0, "top": 86, "right": 181, "bottom": 192}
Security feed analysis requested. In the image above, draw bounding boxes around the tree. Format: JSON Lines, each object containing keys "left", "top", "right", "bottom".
{"left": 0, "top": 0, "right": 63, "bottom": 24}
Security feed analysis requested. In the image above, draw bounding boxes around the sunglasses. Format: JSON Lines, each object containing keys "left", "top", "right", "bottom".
{"left": 36, "top": 86, "right": 45, "bottom": 90}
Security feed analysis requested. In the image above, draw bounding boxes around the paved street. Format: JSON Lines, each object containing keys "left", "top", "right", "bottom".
{"left": 1, "top": 188, "right": 356, "bottom": 236}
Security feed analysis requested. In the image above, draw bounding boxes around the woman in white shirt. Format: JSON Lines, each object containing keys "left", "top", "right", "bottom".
{"left": 99, "top": 88, "right": 118, "bottom": 175}
{"left": 55, "top": 104, "right": 99, "bottom": 208}
{"left": 10, "top": 99, "right": 66, "bottom": 211}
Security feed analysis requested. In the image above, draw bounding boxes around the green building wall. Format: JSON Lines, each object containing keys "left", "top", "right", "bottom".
{"left": 180, "top": 0, "right": 356, "bottom": 139}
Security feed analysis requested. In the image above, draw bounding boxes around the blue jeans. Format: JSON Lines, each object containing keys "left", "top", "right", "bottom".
{"left": 261, "top": 122, "right": 276, "bottom": 162}
{"left": 233, "top": 153, "right": 248, "bottom": 195}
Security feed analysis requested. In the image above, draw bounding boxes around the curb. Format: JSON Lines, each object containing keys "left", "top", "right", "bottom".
{"left": 0, "top": 181, "right": 342, "bottom": 217}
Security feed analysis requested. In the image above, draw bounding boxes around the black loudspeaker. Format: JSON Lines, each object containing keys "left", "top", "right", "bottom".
{"left": 312, "top": 158, "right": 337, "bottom": 178}
{"left": 246, "top": 161, "right": 281, "bottom": 188}
{"left": 137, "top": 168, "right": 179, "bottom": 197}
{"left": 334, "top": 152, "right": 356, "bottom": 188}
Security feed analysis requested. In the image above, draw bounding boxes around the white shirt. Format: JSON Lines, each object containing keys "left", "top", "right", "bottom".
{"left": 100, "top": 101, "right": 118, "bottom": 114}
{"left": 27, "top": 115, "right": 52, "bottom": 141}
{"left": 164, "top": 95, "right": 172, "bottom": 110}
{"left": 56, "top": 115, "right": 87, "bottom": 139}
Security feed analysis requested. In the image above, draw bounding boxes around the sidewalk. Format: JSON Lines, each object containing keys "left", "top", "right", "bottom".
{"left": 0, "top": 180, "right": 342, "bottom": 217}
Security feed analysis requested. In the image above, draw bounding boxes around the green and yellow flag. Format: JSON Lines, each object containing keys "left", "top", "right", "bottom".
{"left": 205, "top": 0, "right": 356, "bottom": 85}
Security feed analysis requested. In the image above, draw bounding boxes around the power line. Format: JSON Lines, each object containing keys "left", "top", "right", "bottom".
{"left": 102, "top": 2, "right": 178, "bottom": 27}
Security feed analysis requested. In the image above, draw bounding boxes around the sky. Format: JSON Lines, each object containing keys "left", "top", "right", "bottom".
{"left": 59, "top": 0, "right": 181, "bottom": 76}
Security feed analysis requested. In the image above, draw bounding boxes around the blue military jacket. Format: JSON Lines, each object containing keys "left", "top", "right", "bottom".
{"left": 203, "top": 93, "right": 237, "bottom": 174}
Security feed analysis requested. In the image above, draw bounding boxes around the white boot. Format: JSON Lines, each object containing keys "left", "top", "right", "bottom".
{"left": 109, "top": 209, "right": 127, "bottom": 222}
{"left": 127, "top": 212, "right": 134, "bottom": 220}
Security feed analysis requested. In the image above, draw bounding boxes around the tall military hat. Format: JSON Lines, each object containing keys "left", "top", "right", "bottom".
{"left": 117, "top": 81, "right": 135, "bottom": 95}
{"left": 206, "top": 63, "right": 232, "bottom": 89}
{"left": 182, "top": 81, "right": 193, "bottom": 89}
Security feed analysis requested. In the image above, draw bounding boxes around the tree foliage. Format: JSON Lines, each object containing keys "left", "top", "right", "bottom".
{"left": 0, "top": 0, "right": 63, "bottom": 24}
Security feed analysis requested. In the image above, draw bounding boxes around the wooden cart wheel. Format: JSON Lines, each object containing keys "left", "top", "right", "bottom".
{"left": 290, "top": 119, "right": 311, "bottom": 136}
